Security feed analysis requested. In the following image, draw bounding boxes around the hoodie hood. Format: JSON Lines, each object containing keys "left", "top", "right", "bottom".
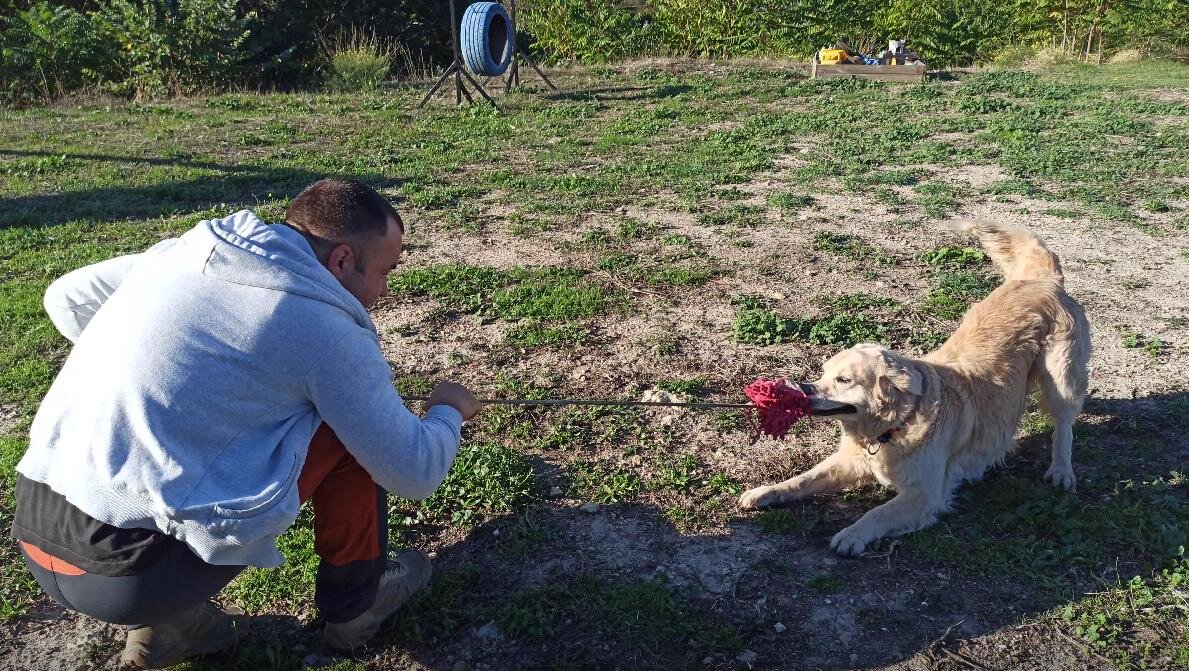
{"left": 182, "top": 210, "right": 376, "bottom": 334}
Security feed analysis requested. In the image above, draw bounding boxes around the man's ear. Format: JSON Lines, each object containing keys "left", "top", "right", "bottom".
{"left": 325, "top": 243, "right": 355, "bottom": 280}
{"left": 880, "top": 352, "right": 923, "bottom": 396}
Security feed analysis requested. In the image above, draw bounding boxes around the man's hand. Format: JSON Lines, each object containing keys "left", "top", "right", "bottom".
{"left": 425, "top": 381, "right": 482, "bottom": 421}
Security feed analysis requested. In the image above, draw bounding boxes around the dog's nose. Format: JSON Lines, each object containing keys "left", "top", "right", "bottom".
{"left": 798, "top": 382, "right": 817, "bottom": 396}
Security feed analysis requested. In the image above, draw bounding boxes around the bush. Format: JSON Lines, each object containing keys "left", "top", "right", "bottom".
{"left": 519, "top": 0, "right": 657, "bottom": 64}
{"left": 323, "top": 29, "right": 393, "bottom": 92}
{"left": 0, "top": 1, "right": 112, "bottom": 104}
{"left": 93, "top": 0, "right": 253, "bottom": 98}
{"left": 992, "top": 43, "right": 1037, "bottom": 67}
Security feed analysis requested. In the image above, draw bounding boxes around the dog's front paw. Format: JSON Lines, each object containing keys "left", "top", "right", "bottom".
{"left": 1043, "top": 464, "right": 1077, "bottom": 492}
{"left": 739, "top": 485, "right": 784, "bottom": 510}
{"left": 830, "top": 525, "right": 876, "bottom": 556}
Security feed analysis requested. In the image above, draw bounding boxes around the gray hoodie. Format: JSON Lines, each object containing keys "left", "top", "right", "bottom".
{"left": 17, "top": 210, "right": 462, "bottom": 567}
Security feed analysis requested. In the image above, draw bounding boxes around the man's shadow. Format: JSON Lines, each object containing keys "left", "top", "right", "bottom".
{"left": 15, "top": 390, "right": 1183, "bottom": 670}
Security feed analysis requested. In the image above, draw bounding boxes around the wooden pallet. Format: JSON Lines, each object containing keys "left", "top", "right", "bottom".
{"left": 811, "top": 56, "right": 927, "bottom": 83}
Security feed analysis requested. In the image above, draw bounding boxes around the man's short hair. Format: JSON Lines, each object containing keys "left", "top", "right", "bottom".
{"left": 286, "top": 179, "right": 402, "bottom": 263}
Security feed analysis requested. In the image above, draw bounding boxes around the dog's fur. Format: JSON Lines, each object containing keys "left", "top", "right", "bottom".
{"left": 739, "top": 220, "right": 1091, "bottom": 556}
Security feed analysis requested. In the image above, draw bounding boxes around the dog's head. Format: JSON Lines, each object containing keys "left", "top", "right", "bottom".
{"left": 800, "top": 343, "right": 923, "bottom": 425}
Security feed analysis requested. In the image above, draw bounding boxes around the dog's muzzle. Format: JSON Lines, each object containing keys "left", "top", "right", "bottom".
{"left": 797, "top": 383, "right": 857, "bottom": 416}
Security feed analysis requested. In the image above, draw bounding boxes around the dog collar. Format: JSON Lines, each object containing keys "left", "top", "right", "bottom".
{"left": 866, "top": 426, "right": 902, "bottom": 455}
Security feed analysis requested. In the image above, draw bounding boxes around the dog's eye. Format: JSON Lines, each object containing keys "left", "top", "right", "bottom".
{"left": 835, "top": 376, "right": 852, "bottom": 385}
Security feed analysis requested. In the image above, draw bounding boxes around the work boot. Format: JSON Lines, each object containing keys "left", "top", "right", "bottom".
{"left": 323, "top": 550, "right": 433, "bottom": 652}
{"left": 118, "top": 601, "right": 249, "bottom": 669}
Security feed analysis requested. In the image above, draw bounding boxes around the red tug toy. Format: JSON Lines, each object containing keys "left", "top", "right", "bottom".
{"left": 743, "top": 378, "right": 813, "bottom": 440}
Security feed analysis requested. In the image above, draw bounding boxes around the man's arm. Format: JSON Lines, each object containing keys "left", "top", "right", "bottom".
{"left": 43, "top": 254, "right": 141, "bottom": 342}
{"left": 306, "top": 332, "right": 477, "bottom": 500}
{"left": 43, "top": 238, "right": 181, "bottom": 342}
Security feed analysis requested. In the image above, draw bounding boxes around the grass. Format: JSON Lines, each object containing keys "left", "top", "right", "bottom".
{"left": 811, "top": 231, "right": 894, "bottom": 264}
{"left": 391, "top": 264, "right": 619, "bottom": 321}
{"left": 1062, "top": 553, "right": 1189, "bottom": 668}
{"left": 922, "top": 270, "right": 1000, "bottom": 320}
{"left": 399, "top": 441, "right": 542, "bottom": 526}
{"left": 1122, "top": 331, "right": 1169, "bottom": 361}
{"left": 1, "top": 60, "right": 1187, "bottom": 668}
{"left": 732, "top": 293, "right": 951, "bottom": 353}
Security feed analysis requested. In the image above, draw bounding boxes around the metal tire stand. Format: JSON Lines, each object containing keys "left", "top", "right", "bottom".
{"left": 418, "top": 0, "right": 556, "bottom": 108}
{"left": 480, "top": 0, "right": 558, "bottom": 94}
{"left": 418, "top": 0, "right": 498, "bottom": 108}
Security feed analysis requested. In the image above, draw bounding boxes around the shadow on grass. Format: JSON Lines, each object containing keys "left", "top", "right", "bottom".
{"left": 3, "top": 392, "right": 1184, "bottom": 670}
{"left": 0, "top": 149, "right": 403, "bottom": 229}
{"left": 543, "top": 84, "right": 694, "bottom": 102}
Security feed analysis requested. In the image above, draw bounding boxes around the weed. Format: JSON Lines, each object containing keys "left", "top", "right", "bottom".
{"left": 392, "top": 264, "right": 618, "bottom": 322}
{"left": 387, "top": 564, "right": 480, "bottom": 645}
{"left": 646, "top": 332, "right": 681, "bottom": 356}
{"left": 807, "top": 572, "right": 845, "bottom": 593}
{"left": 505, "top": 321, "right": 589, "bottom": 349}
{"left": 919, "top": 246, "right": 988, "bottom": 269}
{"left": 712, "top": 410, "right": 744, "bottom": 432}
{"left": 698, "top": 204, "right": 765, "bottom": 228}
{"left": 705, "top": 473, "right": 742, "bottom": 496}
{"left": 653, "top": 455, "right": 700, "bottom": 493}
{"left": 752, "top": 507, "right": 821, "bottom": 535}
{"left": 732, "top": 300, "right": 891, "bottom": 349}
{"left": 1121, "top": 331, "right": 1168, "bottom": 361}
{"left": 657, "top": 377, "right": 708, "bottom": 396}
{"left": 912, "top": 181, "right": 960, "bottom": 219}
{"left": 401, "top": 441, "right": 542, "bottom": 526}
{"left": 923, "top": 270, "right": 999, "bottom": 320}
{"left": 1062, "top": 552, "right": 1189, "bottom": 668}
{"left": 568, "top": 460, "right": 642, "bottom": 504}
{"left": 811, "top": 232, "right": 893, "bottom": 264}
{"left": 395, "top": 374, "right": 435, "bottom": 397}
{"left": 733, "top": 307, "right": 811, "bottom": 345}
{"left": 495, "top": 576, "right": 693, "bottom": 648}
{"left": 768, "top": 192, "right": 815, "bottom": 212}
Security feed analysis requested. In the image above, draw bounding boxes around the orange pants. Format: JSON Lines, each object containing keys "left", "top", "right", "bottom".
{"left": 21, "top": 424, "right": 387, "bottom": 625}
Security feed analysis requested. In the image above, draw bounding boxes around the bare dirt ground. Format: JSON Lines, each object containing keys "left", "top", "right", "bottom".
{"left": 2, "top": 60, "right": 1186, "bottom": 671}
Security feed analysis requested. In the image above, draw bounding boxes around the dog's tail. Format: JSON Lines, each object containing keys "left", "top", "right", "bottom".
{"left": 955, "top": 219, "right": 1063, "bottom": 284}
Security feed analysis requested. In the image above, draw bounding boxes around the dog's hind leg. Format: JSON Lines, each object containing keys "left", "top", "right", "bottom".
{"left": 1035, "top": 311, "right": 1090, "bottom": 491}
{"left": 739, "top": 444, "right": 871, "bottom": 510}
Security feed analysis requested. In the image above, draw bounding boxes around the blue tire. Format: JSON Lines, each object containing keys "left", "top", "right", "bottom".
{"left": 460, "top": 1, "right": 514, "bottom": 77}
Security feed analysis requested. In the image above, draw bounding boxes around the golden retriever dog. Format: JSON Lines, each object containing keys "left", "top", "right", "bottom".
{"left": 739, "top": 220, "right": 1091, "bottom": 556}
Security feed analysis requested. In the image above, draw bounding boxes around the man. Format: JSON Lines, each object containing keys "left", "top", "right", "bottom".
{"left": 12, "top": 179, "right": 481, "bottom": 669}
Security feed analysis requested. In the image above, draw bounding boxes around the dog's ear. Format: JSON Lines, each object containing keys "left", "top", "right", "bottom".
{"left": 878, "top": 351, "right": 923, "bottom": 396}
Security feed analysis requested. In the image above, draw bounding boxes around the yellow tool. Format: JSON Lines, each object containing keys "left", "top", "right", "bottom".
{"left": 819, "top": 48, "right": 847, "bottom": 65}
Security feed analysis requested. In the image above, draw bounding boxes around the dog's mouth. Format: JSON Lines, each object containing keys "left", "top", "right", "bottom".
{"left": 797, "top": 383, "right": 858, "bottom": 416}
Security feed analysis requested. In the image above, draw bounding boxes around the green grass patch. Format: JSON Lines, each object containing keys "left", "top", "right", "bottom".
{"left": 657, "top": 376, "right": 709, "bottom": 396}
{"left": 768, "top": 191, "right": 815, "bottom": 212}
{"left": 496, "top": 576, "right": 694, "bottom": 648}
{"left": 505, "top": 321, "right": 589, "bottom": 349}
{"left": 1062, "top": 553, "right": 1189, "bottom": 669}
{"left": 906, "top": 464, "right": 1187, "bottom": 589}
{"left": 919, "top": 246, "right": 988, "bottom": 269}
{"left": 807, "top": 572, "right": 846, "bottom": 593}
{"left": 398, "top": 441, "right": 542, "bottom": 526}
{"left": 922, "top": 270, "right": 1000, "bottom": 320}
{"left": 751, "top": 506, "right": 822, "bottom": 536}
{"left": 912, "top": 181, "right": 961, "bottom": 219}
{"left": 698, "top": 204, "right": 765, "bottom": 228}
{"left": 391, "top": 264, "right": 618, "bottom": 321}
{"left": 811, "top": 231, "right": 893, "bottom": 264}
{"left": 1121, "top": 331, "right": 1168, "bottom": 361}
{"left": 568, "top": 460, "right": 643, "bottom": 504}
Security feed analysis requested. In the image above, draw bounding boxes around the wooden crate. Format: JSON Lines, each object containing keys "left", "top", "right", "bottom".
{"left": 811, "top": 56, "right": 927, "bottom": 83}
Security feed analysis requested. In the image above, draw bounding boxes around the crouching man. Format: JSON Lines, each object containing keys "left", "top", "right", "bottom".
{"left": 12, "top": 178, "right": 481, "bottom": 668}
